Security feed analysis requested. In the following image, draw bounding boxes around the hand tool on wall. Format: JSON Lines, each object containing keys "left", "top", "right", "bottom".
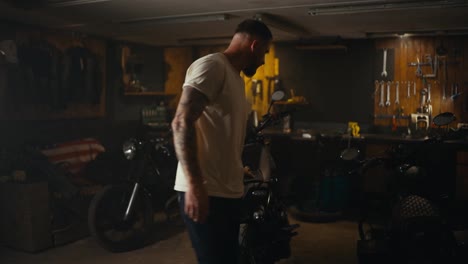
{"left": 416, "top": 57, "right": 423, "bottom": 77}
{"left": 373, "top": 80, "right": 379, "bottom": 98}
{"left": 423, "top": 54, "right": 438, "bottom": 78}
{"left": 451, "top": 83, "right": 455, "bottom": 99}
{"left": 407, "top": 81, "right": 411, "bottom": 98}
{"left": 379, "top": 81, "right": 385, "bottom": 107}
{"left": 256, "top": 80, "right": 263, "bottom": 101}
{"left": 451, "top": 83, "right": 463, "bottom": 100}
{"left": 251, "top": 79, "right": 257, "bottom": 103}
{"left": 395, "top": 81, "right": 400, "bottom": 105}
{"left": 266, "top": 77, "right": 274, "bottom": 99}
{"left": 386, "top": 81, "right": 391, "bottom": 107}
{"left": 413, "top": 81, "right": 417, "bottom": 96}
{"left": 381, "top": 49, "right": 388, "bottom": 77}
{"left": 442, "top": 83, "right": 446, "bottom": 100}
{"left": 443, "top": 56, "right": 448, "bottom": 100}
{"left": 427, "top": 82, "right": 432, "bottom": 104}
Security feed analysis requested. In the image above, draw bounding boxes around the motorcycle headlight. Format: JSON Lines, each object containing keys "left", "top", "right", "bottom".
{"left": 122, "top": 139, "right": 137, "bottom": 160}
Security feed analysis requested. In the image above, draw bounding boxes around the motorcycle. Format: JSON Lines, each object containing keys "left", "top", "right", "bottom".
{"left": 341, "top": 112, "right": 463, "bottom": 264}
{"left": 88, "top": 130, "right": 178, "bottom": 252}
{"left": 239, "top": 90, "right": 299, "bottom": 264}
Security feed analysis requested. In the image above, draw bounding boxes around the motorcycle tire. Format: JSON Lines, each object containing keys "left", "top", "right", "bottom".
{"left": 239, "top": 223, "right": 274, "bottom": 264}
{"left": 88, "top": 184, "right": 154, "bottom": 252}
{"left": 239, "top": 220, "right": 292, "bottom": 264}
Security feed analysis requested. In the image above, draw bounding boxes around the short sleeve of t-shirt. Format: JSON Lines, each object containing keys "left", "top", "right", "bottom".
{"left": 183, "top": 54, "right": 225, "bottom": 102}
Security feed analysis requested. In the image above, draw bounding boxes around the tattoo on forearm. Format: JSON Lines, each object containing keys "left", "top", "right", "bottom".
{"left": 171, "top": 88, "right": 208, "bottom": 183}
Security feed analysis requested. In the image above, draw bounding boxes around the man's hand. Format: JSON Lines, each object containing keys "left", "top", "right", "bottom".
{"left": 185, "top": 182, "right": 209, "bottom": 223}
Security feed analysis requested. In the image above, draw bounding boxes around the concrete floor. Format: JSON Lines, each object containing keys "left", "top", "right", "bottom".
{"left": 0, "top": 216, "right": 360, "bottom": 264}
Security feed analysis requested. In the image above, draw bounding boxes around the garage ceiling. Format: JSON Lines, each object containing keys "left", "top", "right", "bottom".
{"left": 1, "top": 0, "right": 468, "bottom": 46}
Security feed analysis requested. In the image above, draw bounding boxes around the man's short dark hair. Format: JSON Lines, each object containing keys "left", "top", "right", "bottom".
{"left": 235, "top": 19, "right": 273, "bottom": 41}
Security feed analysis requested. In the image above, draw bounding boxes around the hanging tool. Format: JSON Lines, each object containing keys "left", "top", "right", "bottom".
{"left": 407, "top": 81, "right": 411, "bottom": 98}
{"left": 256, "top": 80, "right": 263, "bottom": 101}
{"left": 443, "top": 56, "right": 448, "bottom": 100}
{"left": 251, "top": 79, "right": 258, "bottom": 103}
{"left": 423, "top": 54, "right": 438, "bottom": 78}
{"left": 386, "top": 81, "right": 391, "bottom": 107}
{"left": 413, "top": 81, "right": 417, "bottom": 96}
{"left": 427, "top": 82, "right": 432, "bottom": 103}
{"left": 373, "top": 80, "right": 380, "bottom": 98}
{"left": 266, "top": 77, "right": 275, "bottom": 99}
{"left": 451, "top": 83, "right": 463, "bottom": 100}
{"left": 381, "top": 49, "right": 388, "bottom": 77}
{"left": 442, "top": 83, "right": 446, "bottom": 100}
{"left": 395, "top": 81, "right": 400, "bottom": 105}
{"left": 379, "top": 81, "right": 385, "bottom": 107}
{"left": 416, "top": 57, "right": 423, "bottom": 77}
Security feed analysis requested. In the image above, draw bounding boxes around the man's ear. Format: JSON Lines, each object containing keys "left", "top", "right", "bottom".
{"left": 250, "top": 39, "right": 259, "bottom": 52}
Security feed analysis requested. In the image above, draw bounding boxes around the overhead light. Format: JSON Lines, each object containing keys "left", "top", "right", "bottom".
{"left": 119, "top": 14, "right": 231, "bottom": 26}
{"left": 254, "top": 13, "right": 310, "bottom": 37}
{"left": 367, "top": 28, "right": 468, "bottom": 38}
{"left": 47, "top": 0, "right": 113, "bottom": 7}
{"left": 308, "top": 0, "right": 468, "bottom": 16}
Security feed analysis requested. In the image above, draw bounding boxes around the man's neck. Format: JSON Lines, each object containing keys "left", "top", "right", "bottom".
{"left": 222, "top": 50, "right": 245, "bottom": 74}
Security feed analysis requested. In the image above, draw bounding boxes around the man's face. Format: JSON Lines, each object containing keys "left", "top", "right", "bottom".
{"left": 242, "top": 39, "right": 271, "bottom": 77}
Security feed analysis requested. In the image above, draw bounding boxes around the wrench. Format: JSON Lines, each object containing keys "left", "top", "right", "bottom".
{"left": 407, "top": 81, "right": 411, "bottom": 98}
{"left": 386, "top": 81, "right": 391, "bottom": 107}
{"left": 395, "top": 81, "right": 400, "bottom": 105}
{"left": 416, "top": 57, "right": 423, "bottom": 77}
{"left": 379, "top": 81, "right": 385, "bottom": 107}
{"left": 381, "top": 49, "right": 388, "bottom": 77}
{"left": 373, "top": 80, "right": 380, "bottom": 98}
{"left": 442, "top": 83, "right": 446, "bottom": 100}
{"left": 427, "top": 83, "right": 431, "bottom": 103}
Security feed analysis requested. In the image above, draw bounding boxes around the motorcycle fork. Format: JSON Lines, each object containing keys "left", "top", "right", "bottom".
{"left": 123, "top": 158, "right": 146, "bottom": 222}
{"left": 123, "top": 182, "right": 140, "bottom": 222}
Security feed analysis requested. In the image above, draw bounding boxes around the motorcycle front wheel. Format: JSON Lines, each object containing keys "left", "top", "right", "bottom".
{"left": 88, "top": 184, "right": 154, "bottom": 252}
{"left": 239, "top": 223, "right": 275, "bottom": 264}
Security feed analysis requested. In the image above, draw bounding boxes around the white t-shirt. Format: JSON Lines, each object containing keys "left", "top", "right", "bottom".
{"left": 174, "top": 53, "right": 250, "bottom": 198}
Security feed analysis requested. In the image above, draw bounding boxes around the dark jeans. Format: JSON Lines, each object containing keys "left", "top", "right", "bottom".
{"left": 178, "top": 192, "right": 241, "bottom": 264}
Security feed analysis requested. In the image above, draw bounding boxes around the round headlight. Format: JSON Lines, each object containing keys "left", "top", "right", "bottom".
{"left": 122, "top": 139, "right": 137, "bottom": 160}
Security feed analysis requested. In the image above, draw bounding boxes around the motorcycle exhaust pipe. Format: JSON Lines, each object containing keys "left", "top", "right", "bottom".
{"left": 124, "top": 183, "right": 140, "bottom": 221}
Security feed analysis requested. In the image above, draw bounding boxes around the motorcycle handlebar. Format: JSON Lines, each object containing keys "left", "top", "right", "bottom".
{"left": 255, "top": 110, "right": 294, "bottom": 134}
{"left": 243, "top": 177, "right": 278, "bottom": 185}
{"left": 348, "top": 157, "right": 386, "bottom": 175}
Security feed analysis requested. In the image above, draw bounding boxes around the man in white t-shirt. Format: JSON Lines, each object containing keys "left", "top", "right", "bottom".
{"left": 171, "top": 19, "right": 272, "bottom": 264}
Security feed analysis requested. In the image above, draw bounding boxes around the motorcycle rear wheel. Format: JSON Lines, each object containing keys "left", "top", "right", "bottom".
{"left": 88, "top": 184, "right": 154, "bottom": 252}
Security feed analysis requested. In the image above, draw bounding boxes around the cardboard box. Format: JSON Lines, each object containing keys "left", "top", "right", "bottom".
{"left": 0, "top": 182, "right": 53, "bottom": 252}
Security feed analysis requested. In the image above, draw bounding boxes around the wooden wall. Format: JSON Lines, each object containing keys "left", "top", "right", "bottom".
{"left": 374, "top": 36, "right": 468, "bottom": 128}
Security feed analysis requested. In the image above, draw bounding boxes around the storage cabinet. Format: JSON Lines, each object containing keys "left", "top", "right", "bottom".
{"left": 0, "top": 182, "right": 53, "bottom": 252}
{"left": 456, "top": 151, "right": 468, "bottom": 200}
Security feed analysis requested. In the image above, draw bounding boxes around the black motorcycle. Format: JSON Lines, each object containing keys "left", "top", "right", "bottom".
{"left": 341, "top": 112, "right": 463, "bottom": 264}
{"left": 88, "top": 131, "right": 178, "bottom": 252}
{"left": 239, "top": 90, "right": 299, "bottom": 264}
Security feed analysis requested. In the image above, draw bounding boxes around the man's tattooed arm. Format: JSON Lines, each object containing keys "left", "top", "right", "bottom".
{"left": 171, "top": 86, "right": 208, "bottom": 184}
